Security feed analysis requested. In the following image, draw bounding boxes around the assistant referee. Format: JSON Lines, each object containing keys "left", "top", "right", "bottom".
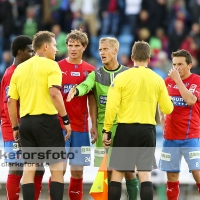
{"left": 102, "top": 41, "right": 174, "bottom": 200}
{"left": 7, "top": 31, "right": 71, "bottom": 200}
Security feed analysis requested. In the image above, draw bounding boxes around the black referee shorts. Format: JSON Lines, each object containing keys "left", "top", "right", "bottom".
{"left": 19, "top": 114, "right": 66, "bottom": 165}
{"left": 109, "top": 123, "right": 156, "bottom": 172}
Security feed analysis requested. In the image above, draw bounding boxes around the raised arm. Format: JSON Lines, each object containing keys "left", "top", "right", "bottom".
{"left": 67, "top": 71, "right": 96, "bottom": 102}
{"left": 169, "top": 68, "right": 197, "bottom": 106}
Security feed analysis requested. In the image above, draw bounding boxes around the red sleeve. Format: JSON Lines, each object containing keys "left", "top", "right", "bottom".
{"left": 2, "top": 74, "right": 13, "bottom": 125}
{"left": 0, "top": 81, "right": 3, "bottom": 119}
{"left": 191, "top": 77, "right": 200, "bottom": 102}
{"left": 164, "top": 77, "right": 170, "bottom": 87}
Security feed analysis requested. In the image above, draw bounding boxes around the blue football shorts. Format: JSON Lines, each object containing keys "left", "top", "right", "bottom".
{"left": 159, "top": 139, "right": 200, "bottom": 172}
{"left": 4, "top": 141, "right": 23, "bottom": 163}
{"left": 63, "top": 130, "right": 91, "bottom": 166}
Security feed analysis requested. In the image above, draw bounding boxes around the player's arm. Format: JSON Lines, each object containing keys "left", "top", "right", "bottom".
{"left": 7, "top": 98, "right": 19, "bottom": 138}
{"left": 169, "top": 68, "right": 197, "bottom": 106}
{"left": 67, "top": 71, "right": 96, "bottom": 102}
{"left": 7, "top": 74, "right": 20, "bottom": 141}
{"left": 103, "top": 78, "right": 121, "bottom": 147}
{"left": 88, "top": 94, "right": 98, "bottom": 144}
{"left": 158, "top": 79, "right": 174, "bottom": 114}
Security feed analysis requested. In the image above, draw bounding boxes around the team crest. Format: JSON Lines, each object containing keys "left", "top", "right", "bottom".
{"left": 83, "top": 71, "right": 88, "bottom": 77}
{"left": 74, "top": 65, "right": 78, "bottom": 69}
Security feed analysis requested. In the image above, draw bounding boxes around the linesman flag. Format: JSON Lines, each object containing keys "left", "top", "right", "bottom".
{"left": 89, "top": 152, "right": 108, "bottom": 200}
{"left": 89, "top": 131, "right": 111, "bottom": 200}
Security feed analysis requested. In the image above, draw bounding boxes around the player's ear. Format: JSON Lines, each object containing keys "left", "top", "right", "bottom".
{"left": 83, "top": 45, "right": 87, "bottom": 51}
{"left": 188, "top": 63, "right": 192, "bottom": 70}
{"left": 17, "top": 49, "right": 23, "bottom": 57}
{"left": 44, "top": 43, "right": 48, "bottom": 51}
{"left": 131, "top": 55, "right": 134, "bottom": 63}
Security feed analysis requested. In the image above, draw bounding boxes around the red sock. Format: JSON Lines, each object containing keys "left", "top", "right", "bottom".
{"left": 34, "top": 175, "right": 43, "bottom": 200}
{"left": 68, "top": 177, "right": 83, "bottom": 200}
{"left": 166, "top": 181, "right": 180, "bottom": 200}
{"left": 6, "top": 174, "right": 21, "bottom": 200}
{"left": 196, "top": 183, "right": 200, "bottom": 193}
{"left": 48, "top": 177, "right": 52, "bottom": 200}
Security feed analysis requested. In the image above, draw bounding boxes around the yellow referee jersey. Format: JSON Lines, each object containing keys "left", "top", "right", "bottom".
{"left": 103, "top": 66, "right": 173, "bottom": 131}
{"left": 8, "top": 56, "right": 62, "bottom": 117}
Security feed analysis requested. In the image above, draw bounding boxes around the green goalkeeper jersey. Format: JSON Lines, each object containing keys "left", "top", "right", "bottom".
{"left": 77, "top": 65, "right": 128, "bottom": 124}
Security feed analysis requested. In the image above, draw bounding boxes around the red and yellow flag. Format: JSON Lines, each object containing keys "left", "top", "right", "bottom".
{"left": 89, "top": 153, "right": 108, "bottom": 200}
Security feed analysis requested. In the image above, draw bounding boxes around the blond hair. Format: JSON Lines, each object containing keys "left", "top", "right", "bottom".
{"left": 99, "top": 37, "right": 119, "bottom": 50}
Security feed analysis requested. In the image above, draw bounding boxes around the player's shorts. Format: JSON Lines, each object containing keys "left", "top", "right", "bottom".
{"left": 159, "top": 139, "right": 200, "bottom": 172}
{"left": 4, "top": 141, "right": 23, "bottom": 163}
{"left": 63, "top": 130, "right": 91, "bottom": 166}
{"left": 19, "top": 114, "right": 66, "bottom": 165}
{"left": 94, "top": 123, "right": 117, "bottom": 167}
{"left": 109, "top": 123, "right": 156, "bottom": 172}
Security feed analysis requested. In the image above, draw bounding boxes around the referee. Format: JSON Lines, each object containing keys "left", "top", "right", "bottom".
{"left": 7, "top": 31, "right": 71, "bottom": 200}
{"left": 102, "top": 41, "right": 174, "bottom": 200}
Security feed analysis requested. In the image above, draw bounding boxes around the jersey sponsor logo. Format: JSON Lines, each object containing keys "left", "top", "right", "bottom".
{"left": 99, "top": 95, "right": 107, "bottom": 105}
{"left": 189, "top": 151, "right": 200, "bottom": 160}
{"left": 94, "top": 148, "right": 105, "bottom": 157}
{"left": 171, "top": 96, "right": 187, "bottom": 107}
{"left": 71, "top": 72, "right": 80, "bottom": 76}
{"left": 160, "top": 152, "right": 171, "bottom": 161}
{"left": 5, "top": 86, "right": 9, "bottom": 98}
{"left": 63, "top": 84, "right": 74, "bottom": 94}
{"left": 189, "top": 84, "right": 197, "bottom": 93}
{"left": 81, "top": 146, "right": 91, "bottom": 154}
{"left": 173, "top": 82, "right": 189, "bottom": 89}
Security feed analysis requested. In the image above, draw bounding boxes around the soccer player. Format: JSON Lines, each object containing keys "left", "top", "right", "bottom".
{"left": 159, "top": 49, "right": 200, "bottom": 200}
{"left": 102, "top": 41, "right": 173, "bottom": 200}
{"left": 67, "top": 37, "right": 139, "bottom": 200}
{"left": 58, "top": 29, "right": 97, "bottom": 200}
{"left": 7, "top": 31, "right": 71, "bottom": 200}
{"left": 0, "top": 35, "right": 44, "bottom": 200}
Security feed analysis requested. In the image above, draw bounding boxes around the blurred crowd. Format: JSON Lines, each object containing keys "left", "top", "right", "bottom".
{"left": 0, "top": 0, "right": 200, "bottom": 80}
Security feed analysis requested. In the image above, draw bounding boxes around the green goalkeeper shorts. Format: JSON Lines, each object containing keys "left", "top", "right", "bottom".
{"left": 94, "top": 123, "right": 117, "bottom": 167}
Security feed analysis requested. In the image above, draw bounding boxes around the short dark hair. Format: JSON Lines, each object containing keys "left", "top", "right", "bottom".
{"left": 66, "top": 29, "right": 88, "bottom": 47}
{"left": 11, "top": 35, "right": 32, "bottom": 57}
{"left": 171, "top": 49, "right": 192, "bottom": 65}
{"left": 131, "top": 41, "right": 151, "bottom": 62}
{"left": 33, "top": 31, "right": 55, "bottom": 51}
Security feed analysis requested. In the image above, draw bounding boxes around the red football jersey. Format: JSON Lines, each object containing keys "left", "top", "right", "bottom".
{"left": 0, "top": 65, "right": 16, "bottom": 141}
{"left": 58, "top": 59, "right": 95, "bottom": 132}
{"left": 164, "top": 74, "right": 200, "bottom": 140}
